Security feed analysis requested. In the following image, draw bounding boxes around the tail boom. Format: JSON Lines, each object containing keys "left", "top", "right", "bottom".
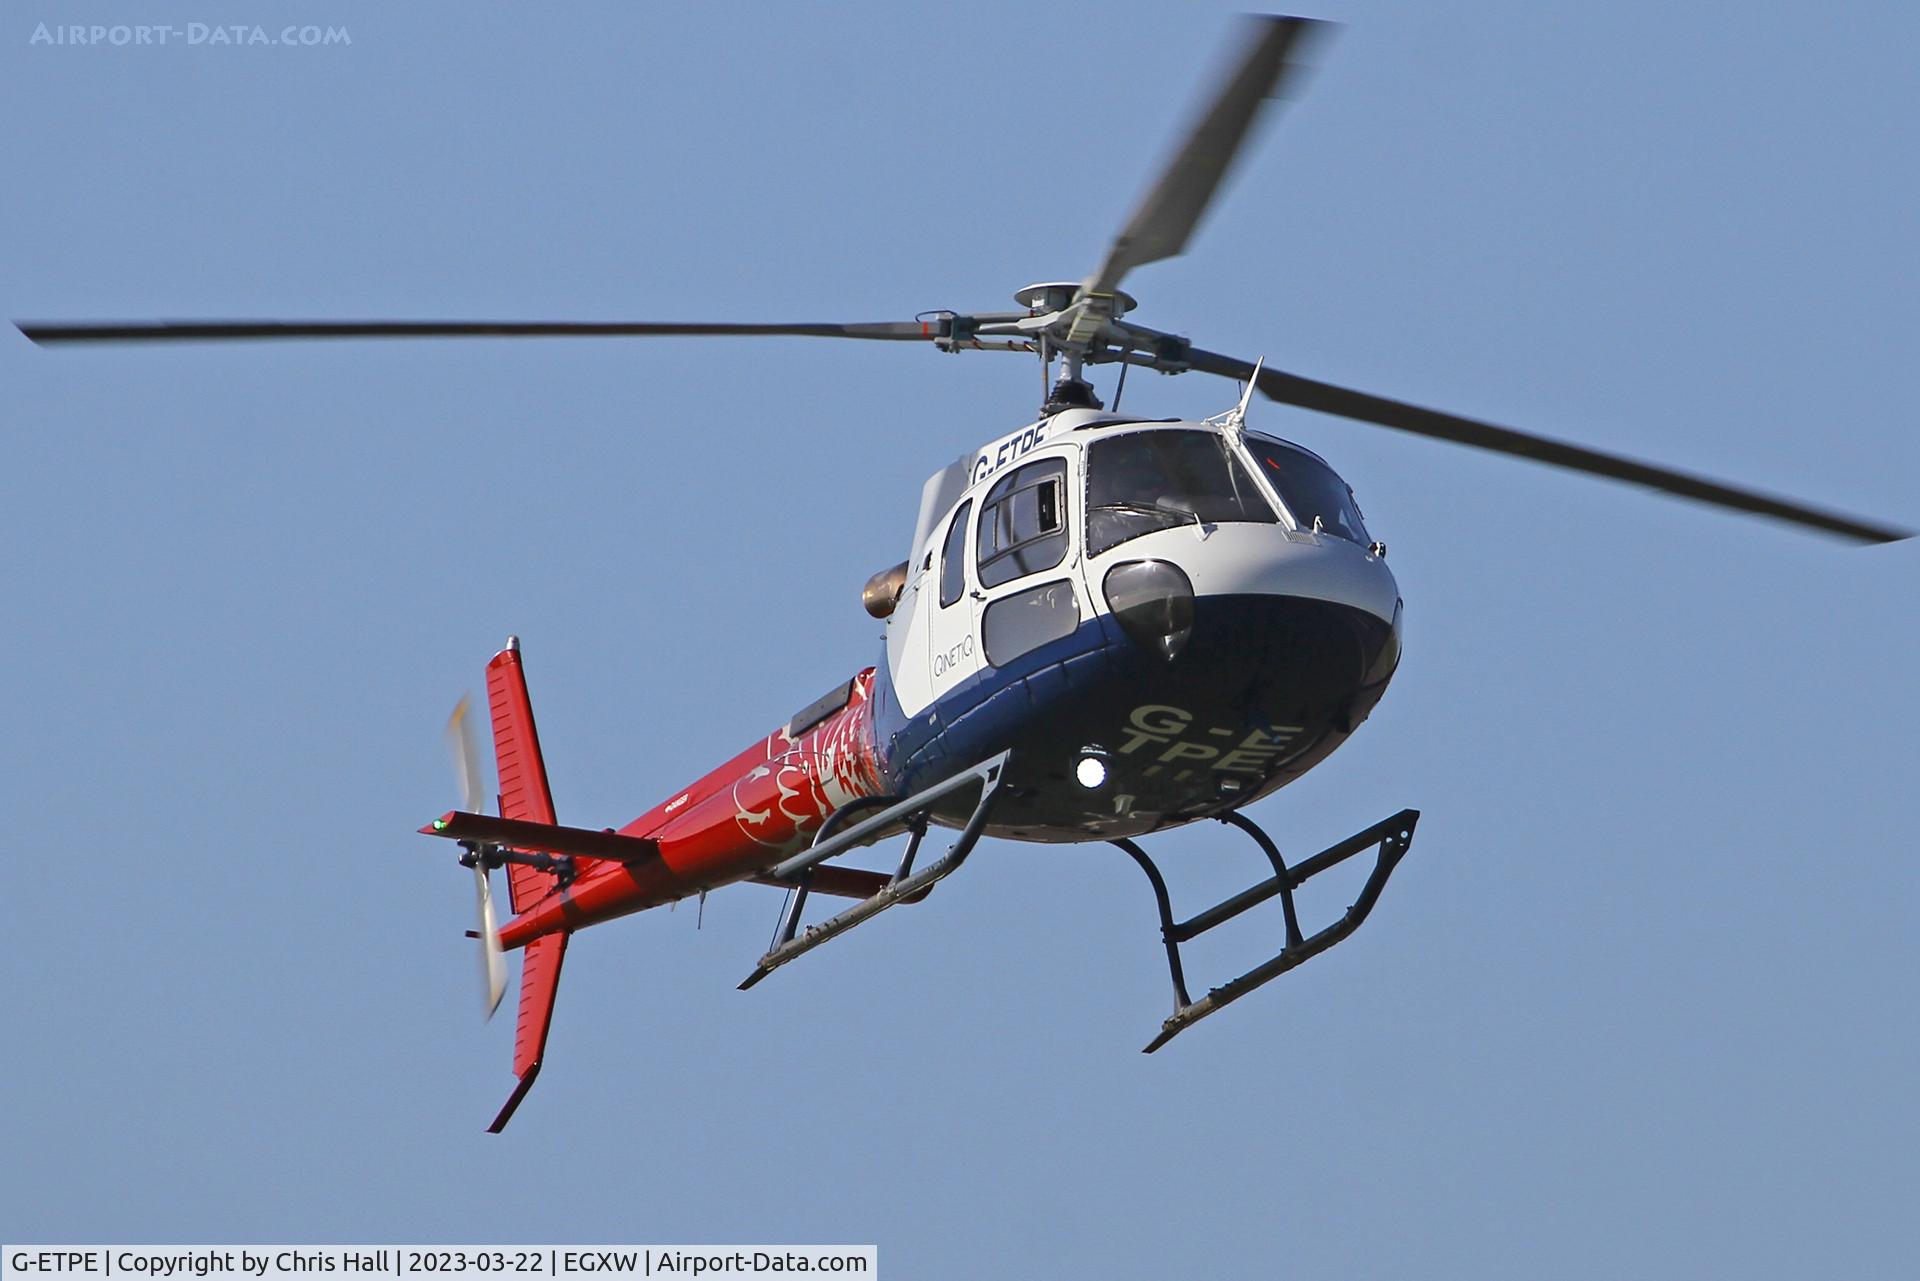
{"left": 427, "top": 644, "right": 889, "bottom": 1130}
{"left": 491, "top": 668, "right": 890, "bottom": 948}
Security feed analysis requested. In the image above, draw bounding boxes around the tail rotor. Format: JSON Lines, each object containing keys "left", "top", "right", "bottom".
{"left": 445, "top": 695, "right": 507, "bottom": 1019}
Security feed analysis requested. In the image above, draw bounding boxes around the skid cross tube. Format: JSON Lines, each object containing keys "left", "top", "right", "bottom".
{"left": 738, "top": 752, "right": 1010, "bottom": 990}
{"left": 1118, "top": 807, "right": 1419, "bottom": 1053}
{"left": 756, "top": 794, "right": 906, "bottom": 949}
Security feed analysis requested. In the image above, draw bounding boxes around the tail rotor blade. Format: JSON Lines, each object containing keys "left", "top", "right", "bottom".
{"left": 474, "top": 862, "right": 506, "bottom": 1020}
{"left": 446, "top": 694, "right": 505, "bottom": 1017}
{"left": 444, "top": 695, "right": 486, "bottom": 814}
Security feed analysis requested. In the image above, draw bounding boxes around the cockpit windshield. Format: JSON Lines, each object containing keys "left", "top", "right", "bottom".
{"left": 1085, "top": 430, "right": 1276, "bottom": 556}
{"left": 1243, "top": 435, "right": 1370, "bottom": 545}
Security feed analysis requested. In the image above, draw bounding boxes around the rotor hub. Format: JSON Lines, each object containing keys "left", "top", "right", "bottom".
{"left": 1015, "top": 282, "right": 1136, "bottom": 317}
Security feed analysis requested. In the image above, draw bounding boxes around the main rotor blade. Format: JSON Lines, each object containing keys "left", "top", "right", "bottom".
{"left": 15, "top": 319, "right": 946, "bottom": 345}
{"left": 1083, "top": 15, "right": 1325, "bottom": 299}
{"left": 1185, "top": 347, "right": 1911, "bottom": 544}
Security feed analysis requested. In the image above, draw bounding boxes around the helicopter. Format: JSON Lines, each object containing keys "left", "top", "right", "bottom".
{"left": 17, "top": 16, "right": 1909, "bottom": 1133}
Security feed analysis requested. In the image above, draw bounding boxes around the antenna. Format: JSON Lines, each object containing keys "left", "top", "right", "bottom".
{"left": 1222, "top": 357, "right": 1264, "bottom": 432}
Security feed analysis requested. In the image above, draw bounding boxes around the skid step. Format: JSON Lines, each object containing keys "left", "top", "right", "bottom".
{"left": 1119, "top": 808, "right": 1419, "bottom": 1053}
{"left": 738, "top": 751, "right": 1010, "bottom": 990}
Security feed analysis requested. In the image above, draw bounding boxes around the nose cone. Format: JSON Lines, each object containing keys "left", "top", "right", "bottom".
{"left": 1185, "top": 591, "right": 1397, "bottom": 708}
{"left": 1130, "top": 528, "right": 1404, "bottom": 742}
{"left": 1152, "top": 523, "right": 1400, "bottom": 626}
{"left": 1258, "top": 535, "right": 1399, "bottom": 628}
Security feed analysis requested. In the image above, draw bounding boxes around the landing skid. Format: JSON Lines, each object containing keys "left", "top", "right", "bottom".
{"left": 738, "top": 751, "right": 1011, "bottom": 990}
{"left": 736, "top": 754, "right": 1414, "bottom": 1054}
{"left": 1120, "top": 808, "right": 1419, "bottom": 1052}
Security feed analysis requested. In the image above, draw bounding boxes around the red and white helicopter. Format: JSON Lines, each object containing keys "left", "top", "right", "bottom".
{"left": 19, "top": 16, "right": 1908, "bottom": 1131}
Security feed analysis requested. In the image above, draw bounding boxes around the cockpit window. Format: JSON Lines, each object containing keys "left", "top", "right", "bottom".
{"left": 1086, "top": 430, "right": 1275, "bottom": 557}
{"left": 1244, "top": 436, "right": 1369, "bottom": 544}
{"left": 977, "top": 458, "right": 1069, "bottom": 589}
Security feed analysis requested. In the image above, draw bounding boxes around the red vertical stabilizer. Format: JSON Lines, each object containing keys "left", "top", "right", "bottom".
{"left": 483, "top": 637, "right": 567, "bottom": 1132}
{"left": 488, "top": 932, "right": 565, "bottom": 1131}
{"left": 487, "top": 640, "right": 559, "bottom": 909}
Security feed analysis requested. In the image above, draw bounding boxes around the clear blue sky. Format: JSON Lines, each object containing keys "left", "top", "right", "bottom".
{"left": 4, "top": 2, "right": 1914, "bottom": 1276}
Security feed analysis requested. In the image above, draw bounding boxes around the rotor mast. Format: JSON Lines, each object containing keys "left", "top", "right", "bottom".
{"left": 997, "top": 15, "right": 1320, "bottom": 414}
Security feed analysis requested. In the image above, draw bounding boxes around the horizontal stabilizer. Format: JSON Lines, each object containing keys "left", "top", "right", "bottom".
{"left": 750, "top": 866, "right": 931, "bottom": 903}
{"left": 423, "top": 811, "right": 659, "bottom": 864}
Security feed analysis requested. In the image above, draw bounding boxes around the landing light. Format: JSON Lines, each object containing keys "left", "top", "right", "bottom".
{"left": 1076, "top": 755, "right": 1109, "bottom": 789}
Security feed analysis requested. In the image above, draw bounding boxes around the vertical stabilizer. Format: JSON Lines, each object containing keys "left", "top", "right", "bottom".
{"left": 482, "top": 637, "right": 568, "bottom": 1132}
{"left": 487, "top": 932, "right": 567, "bottom": 1132}
{"left": 486, "top": 636, "right": 561, "bottom": 912}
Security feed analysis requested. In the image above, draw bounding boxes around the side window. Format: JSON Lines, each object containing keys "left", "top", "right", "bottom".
{"left": 939, "top": 500, "right": 972, "bottom": 608}
{"left": 982, "top": 579, "right": 1081, "bottom": 667}
{"left": 976, "top": 457, "right": 1069, "bottom": 590}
